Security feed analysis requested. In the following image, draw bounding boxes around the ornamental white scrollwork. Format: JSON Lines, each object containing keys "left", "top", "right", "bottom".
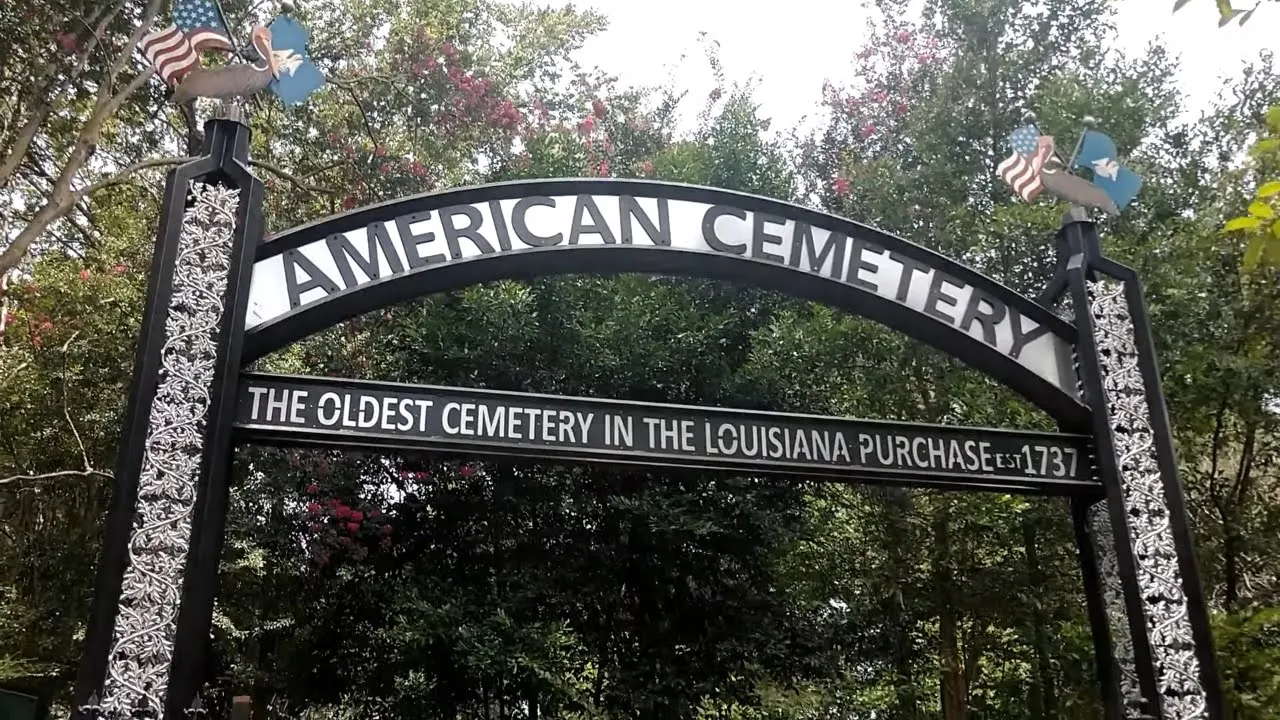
{"left": 99, "top": 181, "right": 242, "bottom": 717}
{"left": 1086, "top": 277, "right": 1208, "bottom": 719}
{"left": 1088, "top": 501, "right": 1147, "bottom": 718}
{"left": 1056, "top": 291, "right": 1144, "bottom": 717}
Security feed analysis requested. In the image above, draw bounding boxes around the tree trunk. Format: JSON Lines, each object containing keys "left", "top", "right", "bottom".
{"left": 1023, "top": 517, "right": 1059, "bottom": 717}
{"left": 0, "top": 0, "right": 162, "bottom": 277}
{"left": 934, "top": 499, "right": 967, "bottom": 720}
{"left": 885, "top": 488, "right": 919, "bottom": 719}
{"left": 1224, "top": 420, "right": 1259, "bottom": 612}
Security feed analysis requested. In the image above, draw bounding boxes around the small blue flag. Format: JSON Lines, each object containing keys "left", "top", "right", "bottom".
{"left": 266, "top": 16, "right": 326, "bottom": 107}
{"left": 1072, "top": 130, "right": 1142, "bottom": 211}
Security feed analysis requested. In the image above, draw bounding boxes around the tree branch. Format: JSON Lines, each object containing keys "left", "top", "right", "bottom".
{"left": 73, "top": 156, "right": 195, "bottom": 200}
{"left": 0, "top": 0, "right": 162, "bottom": 277}
{"left": 326, "top": 73, "right": 407, "bottom": 88}
{"left": 340, "top": 83, "right": 381, "bottom": 150}
{"left": 301, "top": 161, "right": 345, "bottom": 180}
{"left": 96, "top": 0, "right": 162, "bottom": 108}
{"left": 0, "top": 333, "right": 111, "bottom": 487}
{"left": 0, "top": 469, "right": 112, "bottom": 487}
{"left": 249, "top": 160, "right": 337, "bottom": 195}
{"left": 62, "top": 1, "right": 130, "bottom": 98}
{"left": 0, "top": 0, "right": 131, "bottom": 191}
{"left": 58, "top": 332, "right": 94, "bottom": 474}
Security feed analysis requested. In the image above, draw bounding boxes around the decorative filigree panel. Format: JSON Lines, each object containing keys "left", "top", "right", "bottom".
{"left": 1054, "top": 291, "right": 1075, "bottom": 324}
{"left": 1088, "top": 501, "right": 1147, "bottom": 717}
{"left": 1057, "top": 289, "right": 1144, "bottom": 716}
{"left": 99, "top": 181, "right": 242, "bottom": 716}
{"left": 1087, "top": 277, "right": 1207, "bottom": 719}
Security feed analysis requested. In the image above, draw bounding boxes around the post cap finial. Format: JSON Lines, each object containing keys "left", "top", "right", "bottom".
{"left": 1021, "top": 110, "right": 1037, "bottom": 125}
{"left": 281, "top": 0, "right": 297, "bottom": 12}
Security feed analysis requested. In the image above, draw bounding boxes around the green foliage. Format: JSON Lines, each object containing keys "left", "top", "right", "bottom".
{"left": 1224, "top": 107, "right": 1280, "bottom": 271}
{"left": 1214, "top": 608, "right": 1280, "bottom": 718}
{"left": 2, "top": 0, "right": 1280, "bottom": 718}
{"left": 1172, "top": 0, "right": 1276, "bottom": 27}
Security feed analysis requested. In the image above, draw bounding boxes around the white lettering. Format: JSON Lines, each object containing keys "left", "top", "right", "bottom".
{"left": 288, "top": 391, "right": 308, "bottom": 424}
{"left": 266, "top": 387, "right": 289, "bottom": 422}
{"left": 357, "top": 395, "right": 379, "bottom": 428}
{"left": 442, "top": 402, "right": 461, "bottom": 434}
{"left": 248, "top": 386, "right": 269, "bottom": 420}
{"left": 317, "top": 392, "right": 341, "bottom": 426}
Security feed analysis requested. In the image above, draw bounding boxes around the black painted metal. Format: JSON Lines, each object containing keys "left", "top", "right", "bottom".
{"left": 233, "top": 372, "right": 1102, "bottom": 495}
{"left": 71, "top": 126, "right": 204, "bottom": 720}
{"left": 1072, "top": 230, "right": 1225, "bottom": 720}
{"left": 81, "top": 147, "right": 1211, "bottom": 719}
{"left": 242, "top": 179, "right": 1088, "bottom": 426}
{"left": 1060, "top": 219, "right": 1165, "bottom": 718}
{"left": 162, "top": 119, "right": 266, "bottom": 720}
{"left": 1071, "top": 499, "right": 1124, "bottom": 720}
{"left": 1040, "top": 241, "right": 1126, "bottom": 720}
{"left": 69, "top": 118, "right": 266, "bottom": 720}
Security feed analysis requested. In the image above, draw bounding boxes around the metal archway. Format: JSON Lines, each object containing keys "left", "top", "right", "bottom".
{"left": 70, "top": 118, "right": 1222, "bottom": 720}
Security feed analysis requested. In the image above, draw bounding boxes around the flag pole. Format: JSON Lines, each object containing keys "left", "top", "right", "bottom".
{"left": 1066, "top": 115, "right": 1098, "bottom": 174}
{"left": 209, "top": 0, "right": 266, "bottom": 116}
{"left": 1021, "top": 109, "right": 1074, "bottom": 171}
{"left": 210, "top": 0, "right": 246, "bottom": 62}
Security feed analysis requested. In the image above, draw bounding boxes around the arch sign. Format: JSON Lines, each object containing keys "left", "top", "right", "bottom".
{"left": 242, "top": 179, "right": 1083, "bottom": 421}
{"left": 72, "top": 120, "right": 1222, "bottom": 720}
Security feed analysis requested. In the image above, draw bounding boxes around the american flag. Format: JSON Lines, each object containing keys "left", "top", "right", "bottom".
{"left": 997, "top": 125, "right": 1055, "bottom": 203}
{"left": 140, "top": 0, "right": 235, "bottom": 86}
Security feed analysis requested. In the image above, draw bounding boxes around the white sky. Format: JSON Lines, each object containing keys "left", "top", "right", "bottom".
{"left": 552, "top": 0, "right": 1277, "bottom": 134}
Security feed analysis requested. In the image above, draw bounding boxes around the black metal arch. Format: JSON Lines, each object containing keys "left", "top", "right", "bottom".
{"left": 244, "top": 178, "right": 1087, "bottom": 426}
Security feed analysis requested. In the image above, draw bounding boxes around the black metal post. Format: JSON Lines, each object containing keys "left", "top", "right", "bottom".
{"left": 163, "top": 117, "right": 264, "bottom": 720}
{"left": 1071, "top": 498, "right": 1124, "bottom": 720}
{"left": 1120, "top": 272, "right": 1224, "bottom": 720}
{"left": 1060, "top": 218, "right": 1164, "bottom": 718}
{"left": 70, "top": 116, "right": 265, "bottom": 720}
{"left": 1056, "top": 214, "right": 1224, "bottom": 720}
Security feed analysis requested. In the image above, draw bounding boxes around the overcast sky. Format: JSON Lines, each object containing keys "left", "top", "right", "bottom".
{"left": 546, "top": 0, "right": 1275, "bottom": 134}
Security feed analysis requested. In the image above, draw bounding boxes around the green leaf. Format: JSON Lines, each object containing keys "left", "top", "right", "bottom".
{"left": 1248, "top": 201, "right": 1275, "bottom": 219}
{"left": 1238, "top": 7, "right": 1255, "bottom": 25}
{"left": 1258, "top": 181, "right": 1280, "bottom": 198}
{"left": 1243, "top": 235, "right": 1265, "bottom": 271}
{"left": 1267, "top": 107, "right": 1280, "bottom": 133}
{"left": 1265, "top": 233, "right": 1280, "bottom": 265}
{"left": 1251, "top": 139, "right": 1280, "bottom": 157}
{"left": 1224, "top": 216, "right": 1263, "bottom": 232}
{"left": 1172, "top": 0, "right": 1193, "bottom": 10}
{"left": 1215, "top": 0, "right": 1238, "bottom": 18}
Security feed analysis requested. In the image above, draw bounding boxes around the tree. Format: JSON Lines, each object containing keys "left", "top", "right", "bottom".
{"left": 1173, "top": 0, "right": 1276, "bottom": 27}
{"left": 0, "top": 0, "right": 169, "bottom": 278}
{"left": 5, "top": 0, "right": 1280, "bottom": 717}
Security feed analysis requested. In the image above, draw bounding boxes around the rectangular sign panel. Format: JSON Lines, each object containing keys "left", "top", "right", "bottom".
{"left": 234, "top": 373, "right": 1099, "bottom": 495}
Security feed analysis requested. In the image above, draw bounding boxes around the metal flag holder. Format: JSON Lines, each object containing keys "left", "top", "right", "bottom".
{"left": 69, "top": 108, "right": 263, "bottom": 720}
{"left": 72, "top": 0, "right": 329, "bottom": 711}
{"left": 1024, "top": 112, "right": 1224, "bottom": 720}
